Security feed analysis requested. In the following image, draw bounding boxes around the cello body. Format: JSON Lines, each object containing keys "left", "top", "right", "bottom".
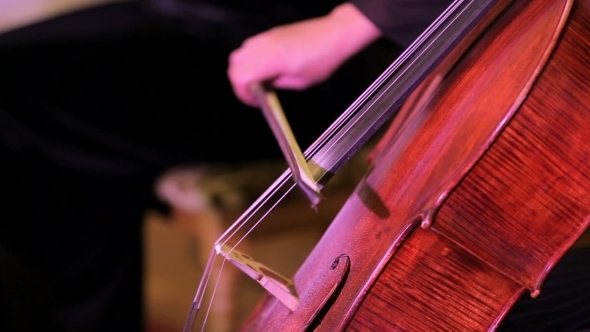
{"left": 241, "top": 0, "right": 590, "bottom": 330}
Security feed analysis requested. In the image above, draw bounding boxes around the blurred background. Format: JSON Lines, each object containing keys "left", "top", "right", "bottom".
{"left": 143, "top": 154, "right": 370, "bottom": 331}
{"left": 3, "top": 2, "right": 588, "bottom": 332}
{"left": 0, "top": 1, "right": 386, "bottom": 331}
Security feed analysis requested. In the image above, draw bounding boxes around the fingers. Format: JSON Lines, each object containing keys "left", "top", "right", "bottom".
{"left": 226, "top": 15, "right": 348, "bottom": 107}
{"left": 227, "top": 34, "right": 286, "bottom": 107}
{"left": 227, "top": 28, "right": 316, "bottom": 107}
{"left": 227, "top": 49, "right": 259, "bottom": 107}
{"left": 228, "top": 47, "right": 314, "bottom": 106}
{"left": 227, "top": 4, "right": 382, "bottom": 107}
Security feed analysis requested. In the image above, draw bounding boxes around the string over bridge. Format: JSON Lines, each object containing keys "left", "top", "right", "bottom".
{"left": 215, "top": 244, "right": 300, "bottom": 311}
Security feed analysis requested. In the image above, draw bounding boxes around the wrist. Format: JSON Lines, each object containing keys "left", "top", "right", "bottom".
{"left": 326, "top": 3, "right": 383, "bottom": 57}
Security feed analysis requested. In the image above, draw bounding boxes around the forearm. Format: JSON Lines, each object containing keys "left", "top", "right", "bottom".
{"left": 227, "top": 2, "right": 383, "bottom": 106}
{"left": 227, "top": 0, "right": 454, "bottom": 106}
{"left": 351, "top": 0, "right": 455, "bottom": 47}
{"left": 322, "top": 3, "right": 383, "bottom": 64}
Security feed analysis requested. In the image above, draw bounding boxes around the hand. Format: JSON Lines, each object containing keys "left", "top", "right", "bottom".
{"left": 227, "top": 3, "right": 382, "bottom": 107}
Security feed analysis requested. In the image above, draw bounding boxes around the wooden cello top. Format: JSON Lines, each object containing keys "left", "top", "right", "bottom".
{"left": 241, "top": 0, "right": 590, "bottom": 330}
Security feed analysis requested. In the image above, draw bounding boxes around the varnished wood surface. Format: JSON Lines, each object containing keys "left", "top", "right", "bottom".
{"left": 240, "top": 0, "right": 590, "bottom": 331}
{"left": 349, "top": 229, "right": 523, "bottom": 331}
{"left": 434, "top": 0, "right": 590, "bottom": 292}
{"left": 352, "top": 0, "right": 590, "bottom": 330}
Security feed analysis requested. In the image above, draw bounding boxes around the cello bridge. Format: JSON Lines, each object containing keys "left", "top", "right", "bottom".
{"left": 215, "top": 244, "right": 300, "bottom": 311}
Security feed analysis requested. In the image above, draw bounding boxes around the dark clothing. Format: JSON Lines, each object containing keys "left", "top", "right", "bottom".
{"left": 0, "top": 0, "right": 451, "bottom": 179}
{"left": 0, "top": 143, "right": 149, "bottom": 332}
{"left": 140, "top": 0, "right": 454, "bottom": 49}
{"left": 0, "top": 2, "right": 398, "bottom": 331}
{"left": 0, "top": 1, "right": 401, "bottom": 177}
{"left": 141, "top": 0, "right": 343, "bottom": 48}
{"left": 352, "top": 0, "right": 454, "bottom": 47}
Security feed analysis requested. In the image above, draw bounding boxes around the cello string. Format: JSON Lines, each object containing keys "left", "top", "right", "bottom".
{"left": 200, "top": 184, "right": 297, "bottom": 332}
{"left": 307, "top": 0, "right": 464, "bottom": 168}
{"left": 199, "top": 255, "right": 228, "bottom": 332}
{"left": 216, "top": 171, "right": 293, "bottom": 244}
{"left": 218, "top": 183, "right": 297, "bottom": 251}
{"left": 183, "top": 175, "right": 292, "bottom": 331}
{"left": 184, "top": 174, "right": 295, "bottom": 331}
{"left": 187, "top": 181, "right": 296, "bottom": 332}
{"left": 185, "top": 1, "right": 469, "bottom": 330}
{"left": 303, "top": 0, "right": 464, "bottom": 168}
{"left": 182, "top": 247, "right": 216, "bottom": 332}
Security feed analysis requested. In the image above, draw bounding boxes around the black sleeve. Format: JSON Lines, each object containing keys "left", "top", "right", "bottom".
{"left": 351, "top": 0, "right": 455, "bottom": 47}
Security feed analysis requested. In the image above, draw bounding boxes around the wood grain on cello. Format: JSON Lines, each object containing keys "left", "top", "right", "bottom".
{"left": 240, "top": 0, "right": 590, "bottom": 330}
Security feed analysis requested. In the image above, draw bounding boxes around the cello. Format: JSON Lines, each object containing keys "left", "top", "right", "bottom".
{"left": 186, "top": 0, "right": 590, "bottom": 330}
